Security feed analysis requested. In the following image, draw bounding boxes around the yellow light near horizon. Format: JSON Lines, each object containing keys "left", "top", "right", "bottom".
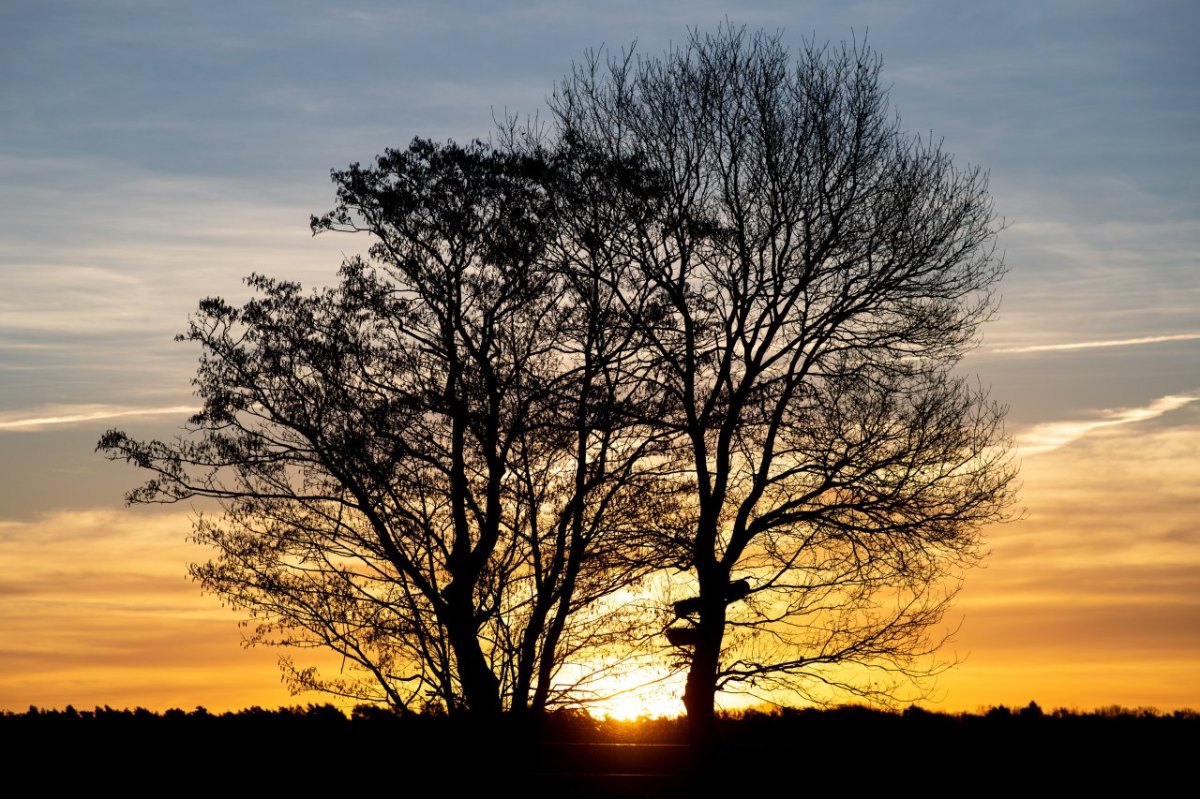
{"left": 3, "top": 408, "right": 1198, "bottom": 715}
{"left": 579, "top": 665, "right": 685, "bottom": 720}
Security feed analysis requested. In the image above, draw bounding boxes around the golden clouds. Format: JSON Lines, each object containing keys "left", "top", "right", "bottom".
{"left": 935, "top": 405, "right": 1200, "bottom": 711}
{"left": 3, "top": 405, "right": 1197, "bottom": 714}
{"left": 0, "top": 508, "right": 307, "bottom": 712}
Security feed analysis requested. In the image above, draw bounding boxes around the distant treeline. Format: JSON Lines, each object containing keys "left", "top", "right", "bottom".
{"left": 6, "top": 702, "right": 1192, "bottom": 792}
{"left": 5, "top": 700, "right": 1196, "bottom": 744}
{"left": 5, "top": 700, "right": 1196, "bottom": 730}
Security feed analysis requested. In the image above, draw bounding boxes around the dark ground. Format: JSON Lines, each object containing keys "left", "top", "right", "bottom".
{"left": 6, "top": 704, "right": 1194, "bottom": 795}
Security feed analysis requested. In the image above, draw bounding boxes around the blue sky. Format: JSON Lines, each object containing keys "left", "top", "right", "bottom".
{"left": 1, "top": 0, "right": 1197, "bottom": 712}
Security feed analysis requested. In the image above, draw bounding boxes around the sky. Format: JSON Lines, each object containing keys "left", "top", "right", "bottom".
{"left": 1, "top": 0, "right": 1197, "bottom": 715}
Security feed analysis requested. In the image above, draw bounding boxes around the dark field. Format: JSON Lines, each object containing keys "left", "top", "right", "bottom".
{"left": 6, "top": 704, "right": 1194, "bottom": 796}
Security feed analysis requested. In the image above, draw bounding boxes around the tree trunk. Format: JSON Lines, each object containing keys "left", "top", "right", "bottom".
{"left": 683, "top": 644, "right": 718, "bottom": 743}
{"left": 683, "top": 588, "right": 726, "bottom": 771}
{"left": 443, "top": 582, "right": 502, "bottom": 717}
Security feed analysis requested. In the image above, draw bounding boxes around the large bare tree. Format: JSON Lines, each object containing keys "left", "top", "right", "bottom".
{"left": 548, "top": 26, "right": 1017, "bottom": 739}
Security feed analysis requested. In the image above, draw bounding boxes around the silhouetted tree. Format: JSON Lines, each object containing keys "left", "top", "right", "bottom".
{"left": 548, "top": 25, "right": 1016, "bottom": 742}
{"left": 99, "top": 139, "right": 681, "bottom": 716}
{"left": 100, "top": 25, "right": 1015, "bottom": 738}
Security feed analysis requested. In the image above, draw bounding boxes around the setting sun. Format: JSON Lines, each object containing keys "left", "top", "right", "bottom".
{"left": 581, "top": 668, "right": 686, "bottom": 720}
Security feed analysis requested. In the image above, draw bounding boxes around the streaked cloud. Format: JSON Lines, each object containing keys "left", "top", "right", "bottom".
{"left": 1016, "top": 393, "right": 1199, "bottom": 456}
{"left": 995, "top": 333, "right": 1200, "bottom": 354}
{"left": 0, "top": 405, "right": 196, "bottom": 432}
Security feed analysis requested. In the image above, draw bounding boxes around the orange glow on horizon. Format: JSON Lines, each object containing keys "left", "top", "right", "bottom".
{"left": 2, "top": 407, "right": 1197, "bottom": 715}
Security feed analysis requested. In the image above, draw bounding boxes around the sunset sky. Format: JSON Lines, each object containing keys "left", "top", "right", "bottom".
{"left": 2, "top": 0, "right": 1196, "bottom": 715}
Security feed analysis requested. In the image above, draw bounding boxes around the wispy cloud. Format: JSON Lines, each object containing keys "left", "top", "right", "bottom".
{"left": 0, "top": 405, "right": 195, "bottom": 431}
{"left": 1016, "top": 393, "right": 1199, "bottom": 456}
{"left": 995, "top": 333, "right": 1200, "bottom": 354}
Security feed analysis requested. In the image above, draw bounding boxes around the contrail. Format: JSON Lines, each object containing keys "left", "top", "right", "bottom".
{"left": 0, "top": 405, "right": 196, "bottom": 431}
{"left": 1017, "top": 393, "right": 1199, "bottom": 456}
{"left": 994, "top": 333, "right": 1200, "bottom": 354}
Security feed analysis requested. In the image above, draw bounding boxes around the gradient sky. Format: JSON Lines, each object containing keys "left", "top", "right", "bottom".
{"left": 2, "top": 0, "right": 1197, "bottom": 715}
